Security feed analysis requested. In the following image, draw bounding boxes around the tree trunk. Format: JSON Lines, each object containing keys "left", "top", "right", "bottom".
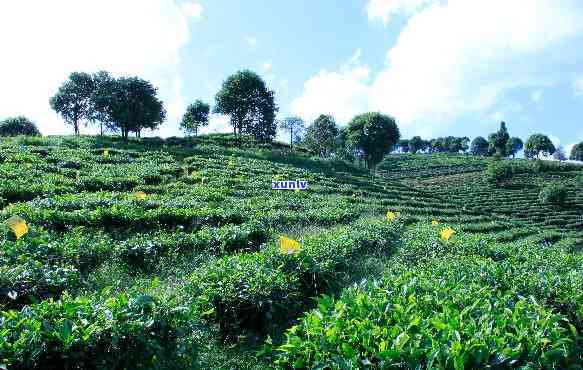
{"left": 100, "top": 122, "right": 103, "bottom": 136}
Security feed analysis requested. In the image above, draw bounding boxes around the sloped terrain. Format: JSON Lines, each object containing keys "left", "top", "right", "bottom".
{"left": 1, "top": 135, "right": 583, "bottom": 369}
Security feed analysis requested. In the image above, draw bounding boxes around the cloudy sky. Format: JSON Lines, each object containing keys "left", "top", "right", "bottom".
{"left": 1, "top": 0, "right": 583, "bottom": 149}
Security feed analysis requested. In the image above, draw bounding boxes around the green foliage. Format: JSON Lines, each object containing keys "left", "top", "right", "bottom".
{"left": 428, "top": 136, "right": 469, "bottom": 153}
{"left": 302, "top": 114, "right": 339, "bottom": 157}
{"left": 488, "top": 121, "right": 510, "bottom": 156}
{"left": 188, "top": 219, "right": 401, "bottom": 340}
{"left": 92, "top": 76, "right": 166, "bottom": 141}
{"left": 346, "top": 112, "right": 400, "bottom": 168}
{"left": 539, "top": 183, "right": 568, "bottom": 207}
{"left": 214, "top": 70, "right": 278, "bottom": 144}
{"left": 470, "top": 136, "right": 489, "bottom": 156}
{"left": 485, "top": 161, "right": 513, "bottom": 186}
{"left": 506, "top": 136, "right": 523, "bottom": 158}
{"left": 570, "top": 142, "right": 583, "bottom": 161}
{"left": 279, "top": 116, "right": 305, "bottom": 147}
{"left": 49, "top": 72, "right": 96, "bottom": 135}
{"left": 525, "top": 134, "right": 556, "bottom": 159}
{"left": 0, "top": 116, "right": 41, "bottom": 137}
{"left": 0, "top": 292, "right": 195, "bottom": 369}
{"left": 408, "top": 136, "right": 425, "bottom": 153}
{"left": 180, "top": 100, "right": 210, "bottom": 136}
{"left": 271, "top": 225, "right": 583, "bottom": 368}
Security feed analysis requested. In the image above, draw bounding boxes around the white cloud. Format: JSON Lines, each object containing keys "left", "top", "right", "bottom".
{"left": 244, "top": 36, "right": 259, "bottom": 48}
{"left": 367, "top": 0, "right": 435, "bottom": 25}
{"left": 181, "top": 1, "right": 204, "bottom": 20}
{"left": 293, "top": 0, "right": 583, "bottom": 136}
{"left": 290, "top": 51, "right": 371, "bottom": 124}
{"left": 573, "top": 76, "right": 583, "bottom": 97}
{"left": 0, "top": 0, "right": 191, "bottom": 136}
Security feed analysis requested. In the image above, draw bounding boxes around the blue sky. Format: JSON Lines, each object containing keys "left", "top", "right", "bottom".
{"left": 1, "top": 0, "right": 583, "bottom": 151}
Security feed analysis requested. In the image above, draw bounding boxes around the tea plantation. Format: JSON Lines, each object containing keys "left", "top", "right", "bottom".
{"left": 1, "top": 135, "right": 583, "bottom": 369}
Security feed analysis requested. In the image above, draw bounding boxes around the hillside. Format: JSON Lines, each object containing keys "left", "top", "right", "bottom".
{"left": 1, "top": 135, "right": 583, "bottom": 369}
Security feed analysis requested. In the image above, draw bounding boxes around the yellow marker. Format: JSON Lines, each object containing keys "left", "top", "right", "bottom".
{"left": 25, "top": 163, "right": 32, "bottom": 169}
{"left": 386, "top": 211, "right": 400, "bottom": 222}
{"left": 5, "top": 216, "right": 28, "bottom": 239}
{"left": 432, "top": 220, "right": 439, "bottom": 225}
{"left": 440, "top": 227, "right": 455, "bottom": 242}
{"left": 279, "top": 236, "right": 301, "bottom": 255}
{"left": 103, "top": 150, "right": 109, "bottom": 157}
{"left": 135, "top": 191, "right": 147, "bottom": 201}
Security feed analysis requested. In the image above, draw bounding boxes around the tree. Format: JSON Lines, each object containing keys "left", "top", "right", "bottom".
{"left": 506, "top": 137, "right": 523, "bottom": 158}
{"left": 50, "top": 72, "right": 96, "bottom": 135}
{"left": 570, "top": 142, "right": 583, "bottom": 161}
{"left": 553, "top": 146, "right": 567, "bottom": 161}
{"left": 494, "top": 121, "right": 510, "bottom": 156}
{"left": 0, "top": 116, "right": 41, "bottom": 136}
{"left": 524, "top": 134, "right": 555, "bottom": 159}
{"left": 214, "top": 70, "right": 278, "bottom": 145}
{"left": 91, "top": 71, "right": 116, "bottom": 136}
{"left": 279, "top": 116, "right": 305, "bottom": 147}
{"left": 93, "top": 76, "right": 166, "bottom": 141}
{"left": 397, "top": 139, "right": 409, "bottom": 153}
{"left": 335, "top": 127, "right": 355, "bottom": 161}
{"left": 303, "top": 115, "right": 339, "bottom": 157}
{"left": 470, "top": 136, "right": 489, "bottom": 156}
{"left": 180, "top": 100, "right": 210, "bottom": 137}
{"left": 346, "top": 112, "right": 400, "bottom": 169}
{"left": 409, "top": 136, "right": 425, "bottom": 153}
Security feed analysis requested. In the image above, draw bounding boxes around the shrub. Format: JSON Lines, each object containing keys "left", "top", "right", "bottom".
{"left": 272, "top": 256, "right": 579, "bottom": 369}
{"left": 484, "top": 161, "right": 512, "bottom": 186}
{"left": 539, "top": 184, "right": 568, "bottom": 207}
{"left": 0, "top": 292, "right": 196, "bottom": 369}
{"left": 0, "top": 116, "right": 41, "bottom": 137}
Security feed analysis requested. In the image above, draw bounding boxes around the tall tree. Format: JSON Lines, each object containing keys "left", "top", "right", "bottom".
{"left": 506, "top": 137, "right": 523, "bottom": 158}
{"left": 408, "top": 136, "right": 424, "bottom": 153}
{"left": 470, "top": 136, "right": 489, "bottom": 156}
{"left": 346, "top": 112, "right": 400, "bottom": 169}
{"left": 570, "top": 142, "right": 583, "bottom": 161}
{"left": 488, "top": 121, "right": 511, "bottom": 156}
{"left": 49, "top": 72, "right": 96, "bottom": 135}
{"left": 524, "top": 134, "right": 556, "bottom": 159}
{"left": 93, "top": 76, "right": 166, "bottom": 141}
{"left": 0, "top": 116, "right": 41, "bottom": 136}
{"left": 553, "top": 146, "right": 567, "bottom": 161}
{"left": 214, "top": 70, "right": 278, "bottom": 145}
{"left": 303, "top": 114, "right": 339, "bottom": 157}
{"left": 91, "top": 71, "right": 116, "bottom": 136}
{"left": 180, "top": 100, "right": 210, "bottom": 136}
{"left": 279, "top": 116, "right": 305, "bottom": 147}
{"left": 397, "top": 139, "right": 410, "bottom": 153}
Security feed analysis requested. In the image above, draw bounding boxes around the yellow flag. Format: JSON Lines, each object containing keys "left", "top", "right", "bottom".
{"left": 135, "top": 191, "right": 147, "bottom": 201}
{"left": 103, "top": 150, "right": 109, "bottom": 157}
{"left": 440, "top": 227, "right": 455, "bottom": 242}
{"left": 432, "top": 220, "right": 439, "bottom": 225}
{"left": 279, "top": 236, "right": 301, "bottom": 255}
{"left": 25, "top": 163, "right": 32, "bottom": 169}
{"left": 387, "top": 211, "right": 400, "bottom": 222}
{"left": 5, "top": 216, "right": 28, "bottom": 239}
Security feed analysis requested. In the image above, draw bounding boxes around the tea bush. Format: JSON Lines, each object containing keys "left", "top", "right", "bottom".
{"left": 539, "top": 183, "right": 568, "bottom": 207}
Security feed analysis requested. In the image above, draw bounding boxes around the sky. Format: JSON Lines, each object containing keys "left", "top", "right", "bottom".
{"left": 1, "top": 0, "right": 583, "bottom": 152}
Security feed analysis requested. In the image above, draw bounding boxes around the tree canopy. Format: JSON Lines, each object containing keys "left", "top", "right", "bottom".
{"left": 181, "top": 100, "right": 210, "bottom": 136}
{"left": 470, "top": 136, "right": 489, "bottom": 156}
{"left": 214, "top": 70, "right": 278, "bottom": 144}
{"left": 346, "top": 112, "right": 400, "bottom": 168}
{"left": 279, "top": 116, "right": 305, "bottom": 147}
{"left": 489, "top": 121, "right": 510, "bottom": 156}
{"left": 303, "top": 114, "right": 339, "bottom": 157}
{"left": 524, "top": 134, "right": 556, "bottom": 159}
{"left": 49, "top": 72, "right": 96, "bottom": 135}
{"left": 93, "top": 76, "right": 166, "bottom": 141}
{"left": 506, "top": 137, "right": 523, "bottom": 158}
{"left": 570, "top": 142, "right": 583, "bottom": 161}
{"left": 0, "top": 116, "right": 41, "bottom": 136}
